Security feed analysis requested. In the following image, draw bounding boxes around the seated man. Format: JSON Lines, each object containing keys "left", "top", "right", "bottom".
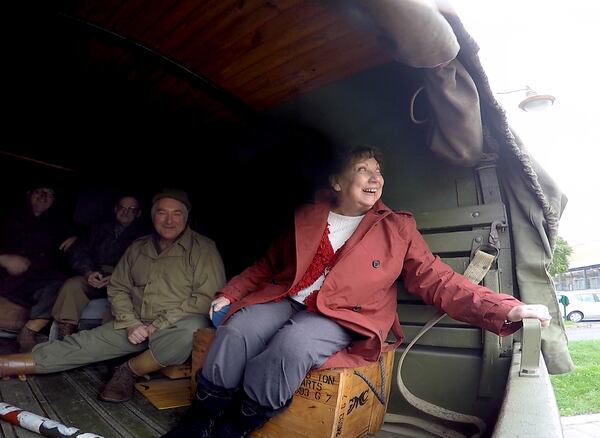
{"left": 52, "top": 195, "right": 146, "bottom": 339}
{"left": 0, "top": 184, "right": 76, "bottom": 352}
{"left": 0, "top": 189, "right": 226, "bottom": 403}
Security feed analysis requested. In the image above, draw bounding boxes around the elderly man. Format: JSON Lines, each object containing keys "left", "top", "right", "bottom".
{"left": 0, "top": 189, "right": 226, "bottom": 403}
{"left": 0, "top": 184, "right": 76, "bottom": 352}
{"left": 52, "top": 195, "right": 146, "bottom": 339}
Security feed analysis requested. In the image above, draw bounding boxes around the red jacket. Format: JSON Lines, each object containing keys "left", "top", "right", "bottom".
{"left": 220, "top": 200, "right": 522, "bottom": 369}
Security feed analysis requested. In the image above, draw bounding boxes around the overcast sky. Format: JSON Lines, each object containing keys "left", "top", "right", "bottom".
{"left": 451, "top": 0, "right": 599, "bottom": 247}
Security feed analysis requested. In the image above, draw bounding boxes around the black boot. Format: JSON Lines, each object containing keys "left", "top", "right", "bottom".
{"left": 215, "top": 394, "right": 291, "bottom": 438}
{"left": 162, "top": 371, "right": 237, "bottom": 438}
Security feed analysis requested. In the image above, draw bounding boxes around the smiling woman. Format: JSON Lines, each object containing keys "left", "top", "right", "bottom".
{"left": 330, "top": 146, "right": 384, "bottom": 216}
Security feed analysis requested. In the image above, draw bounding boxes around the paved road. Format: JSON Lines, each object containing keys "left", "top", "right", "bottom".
{"left": 562, "top": 414, "right": 600, "bottom": 438}
{"left": 565, "top": 321, "right": 600, "bottom": 341}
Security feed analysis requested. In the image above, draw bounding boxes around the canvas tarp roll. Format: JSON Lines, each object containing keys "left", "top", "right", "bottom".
{"left": 323, "top": 0, "right": 459, "bottom": 68}
{"left": 423, "top": 59, "right": 484, "bottom": 166}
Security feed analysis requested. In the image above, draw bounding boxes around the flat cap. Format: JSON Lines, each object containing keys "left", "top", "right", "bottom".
{"left": 152, "top": 188, "right": 191, "bottom": 210}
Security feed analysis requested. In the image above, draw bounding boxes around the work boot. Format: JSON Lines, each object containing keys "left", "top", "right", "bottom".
{"left": 0, "top": 353, "right": 36, "bottom": 378}
{"left": 99, "top": 363, "right": 138, "bottom": 402}
{"left": 57, "top": 322, "right": 77, "bottom": 340}
{"left": 162, "top": 370, "right": 237, "bottom": 438}
{"left": 17, "top": 327, "right": 39, "bottom": 353}
{"left": 99, "top": 350, "right": 163, "bottom": 403}
{"left": 215, "top": 393, "right": 291, "bottom": 438}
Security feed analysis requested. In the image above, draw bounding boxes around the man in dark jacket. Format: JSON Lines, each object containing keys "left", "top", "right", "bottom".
{"left": 51, "top": 195, "right": 146, "bottom": 339}
{"left": 0, "top": 185, "right": 75, "bottom": 352}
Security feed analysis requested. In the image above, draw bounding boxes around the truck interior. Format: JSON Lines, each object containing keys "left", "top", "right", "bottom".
{"left": 0, "top": 1, "right": 570, "bottom": 437}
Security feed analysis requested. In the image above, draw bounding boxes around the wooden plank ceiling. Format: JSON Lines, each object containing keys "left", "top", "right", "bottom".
{"left": 63, "top": 0, "right": 391, "bottom": 114}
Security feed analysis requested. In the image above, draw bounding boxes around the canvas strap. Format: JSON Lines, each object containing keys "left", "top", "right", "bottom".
{"left": 384, "top": 249, "right": 496, "bottom": 437}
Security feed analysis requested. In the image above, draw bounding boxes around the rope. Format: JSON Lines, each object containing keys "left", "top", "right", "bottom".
{"left": 353, "top": 356, "right": 386, "bottom": 405}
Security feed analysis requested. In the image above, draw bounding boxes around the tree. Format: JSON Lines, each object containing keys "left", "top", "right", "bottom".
{"left": 548, "top": 236, "right": 573, "bottom": 277}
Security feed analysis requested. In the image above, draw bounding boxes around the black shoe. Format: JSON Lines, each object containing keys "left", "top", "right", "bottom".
{"left": 162, "top": 370, "right": 237, "bottom": 438}
{"left": 215, "top": 394, "right": 291, "bottom": 438}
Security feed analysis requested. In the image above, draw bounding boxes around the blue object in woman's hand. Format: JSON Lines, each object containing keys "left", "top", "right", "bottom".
{"left": 211, "top": 305, "right": 230, "bottom": 327}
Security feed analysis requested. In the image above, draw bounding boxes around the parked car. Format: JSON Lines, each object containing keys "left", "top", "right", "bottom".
{"left": 557, "top": 290, "right": 600, "bottom": 322}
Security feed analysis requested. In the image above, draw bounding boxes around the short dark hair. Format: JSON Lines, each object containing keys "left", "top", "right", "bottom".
{"left": 331, "top": 145, "right": 383, "bottom": 177}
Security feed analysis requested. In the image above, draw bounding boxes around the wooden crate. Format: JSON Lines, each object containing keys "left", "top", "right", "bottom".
{"left": 191, "top": 327, "right": 216, "bottom": 393}
{"left": 160, "top": 362, "right": 192, "bottom": 379}
{"left": 191, "top": 328, "right": 394, "bottom": 438}
{"left": 252, "top": 350, "right": 394, "bottom": 438}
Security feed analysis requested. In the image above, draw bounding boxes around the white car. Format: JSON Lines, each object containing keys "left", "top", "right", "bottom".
{"left": 557, "top": 290, "right": 600, "bottom": 322}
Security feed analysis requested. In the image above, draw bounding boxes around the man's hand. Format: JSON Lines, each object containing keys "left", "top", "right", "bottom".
{"left": 87, "top": 271, "right": 110, "bottom": 288}
{"left": 59, "top": 236, "right": 78, "bottom": 252}
{"left": 99, "top": 274, "right": 111, "bottom": 288}
{"left": 0, "top": 254, "right": 31, "bottom": 276}
{"left": 127, "top": 324, "right": 149, "bottom": 344}
{"left": 146, "top": 323, "right": 158, "bottom": 337}
{"left": 507, "top": 304, "right": 552, "bottom": 328}
{"left": 209, "top": 296, "right": 231, "bottom": 319}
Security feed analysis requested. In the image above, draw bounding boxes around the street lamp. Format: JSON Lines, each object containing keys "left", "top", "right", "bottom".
{"left": 497, "top": 86, "right": 555, "bottom": 112}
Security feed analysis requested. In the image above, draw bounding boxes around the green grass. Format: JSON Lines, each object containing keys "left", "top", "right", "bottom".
{"left": 550, "top": 340, "right": 600, "bottom": 416}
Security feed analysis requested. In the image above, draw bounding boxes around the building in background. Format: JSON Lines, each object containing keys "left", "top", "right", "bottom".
{"left": 554, "top": 242, "right": 600, "bottom": 291}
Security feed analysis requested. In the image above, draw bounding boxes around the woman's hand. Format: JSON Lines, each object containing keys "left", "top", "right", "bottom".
{"left": 506, "top": 304, "right": 552, "bottom": 328}
{"left": 210, "top": 296, "right": 231, "bottom": 319}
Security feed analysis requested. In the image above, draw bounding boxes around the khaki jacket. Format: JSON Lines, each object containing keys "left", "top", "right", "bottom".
{"left": 108, "top": 228, "right": 225, "bottom": 330}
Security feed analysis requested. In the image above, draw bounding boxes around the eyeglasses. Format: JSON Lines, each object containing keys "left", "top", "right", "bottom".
{"left": 32, "top": 188, "right": 55, "bottom": 198}
{"left": 117, "top": 205, "right": 140, "bottom": 213}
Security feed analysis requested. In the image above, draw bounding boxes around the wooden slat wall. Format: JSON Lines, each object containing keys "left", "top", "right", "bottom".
{"left": 65, "top": 0, "right": 390, "bottom": 111}
{"left": 76, "top": 32, "right": 243, "bottom": 123}
{"left": 415, "top": 203, "right": 507, "bottom": 231}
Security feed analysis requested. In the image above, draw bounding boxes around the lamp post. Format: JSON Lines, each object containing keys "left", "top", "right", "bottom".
{"left": 497, "top": 86, "right": 556, "bottom": 111}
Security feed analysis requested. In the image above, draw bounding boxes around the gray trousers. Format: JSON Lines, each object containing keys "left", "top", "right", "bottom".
{"left": 32, "top": 315, "right": 210, "bottom": 373}
{"left": 201, "top": 299, "right": 353, "bottom": 409}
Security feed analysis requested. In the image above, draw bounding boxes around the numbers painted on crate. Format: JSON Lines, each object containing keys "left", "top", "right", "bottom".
{"left": 294, "top": 386, "right": 333, "bottom": 403}
{"left": 294, "top": 376, "right": 335, "bottom": 404}
{"left": 295, "top": 387, "right": 310, "bottom": 397}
